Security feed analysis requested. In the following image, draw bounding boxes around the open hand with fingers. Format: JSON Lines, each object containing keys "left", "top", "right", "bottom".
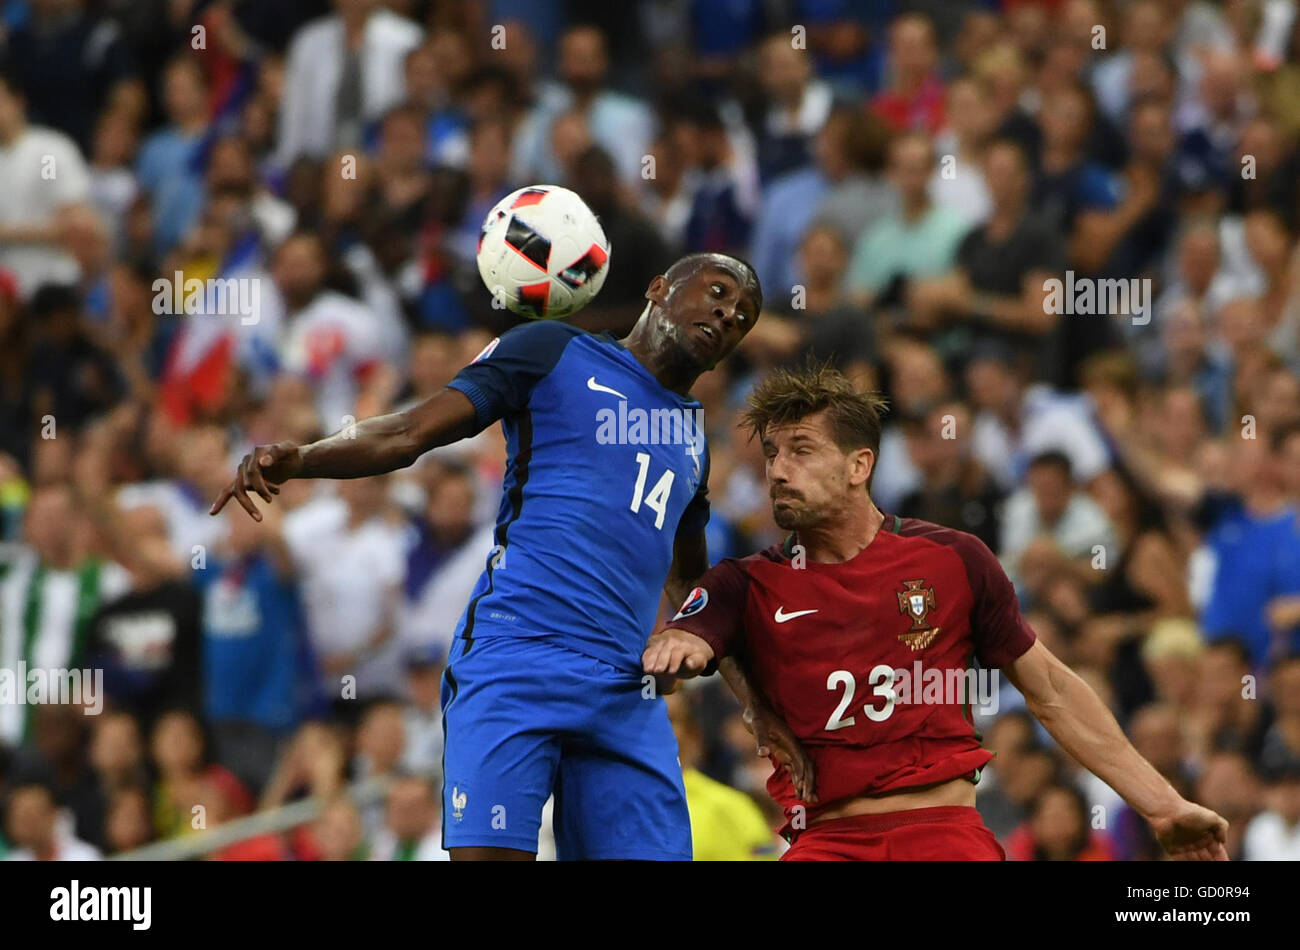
{"left": 1149, "top": 800, "right": 1230, "bottom": 861}
{"left": 742, "top": 701, "right": 818, "bottom": 804}
{"left": 210, "top": 441, "right": 303, "bottom": 521}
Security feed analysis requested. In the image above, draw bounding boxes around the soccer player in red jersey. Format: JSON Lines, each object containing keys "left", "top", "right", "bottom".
{"left": 643, "top": 365, "right": 1229, "bottom": 860}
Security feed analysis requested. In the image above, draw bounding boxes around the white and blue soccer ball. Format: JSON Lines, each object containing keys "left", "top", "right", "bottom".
{"left": 476, "top": 185, "right": 611, "bottom": 320}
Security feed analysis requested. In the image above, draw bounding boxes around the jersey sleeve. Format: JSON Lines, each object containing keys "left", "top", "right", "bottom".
{"left": 955, "top": 533, "right": 1037, "bottom": 669}
{"left": 662, "top": 557, "right": 750, "bottom": 666}
{"left": 446, "top": 321, "right": 580, "bottom": 426}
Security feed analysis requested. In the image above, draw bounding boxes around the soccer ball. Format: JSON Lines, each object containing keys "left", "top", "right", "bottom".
{"left": 476, "top": 185, "right": 610, "bottom": 320}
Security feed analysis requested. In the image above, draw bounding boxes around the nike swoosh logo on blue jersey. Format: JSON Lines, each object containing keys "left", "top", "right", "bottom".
{"left": 587, "top": 376, "right": 627, "bottom": 399}
{"left": 774, "top": 607, "right": 819, "bottom": 623}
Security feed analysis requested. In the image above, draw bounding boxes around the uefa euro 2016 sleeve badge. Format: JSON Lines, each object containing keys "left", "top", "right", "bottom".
{"left": 897, "top": 579, "right": 942, "bottom": 651}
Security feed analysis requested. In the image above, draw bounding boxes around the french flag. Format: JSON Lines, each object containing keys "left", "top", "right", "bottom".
{"left": 159, "top": 234, "right": 269, "bottom": 424}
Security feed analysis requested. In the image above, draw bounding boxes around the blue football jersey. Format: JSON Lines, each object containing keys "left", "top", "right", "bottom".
{"left": 446, "top": 321, "right": 711, "bottom": 672}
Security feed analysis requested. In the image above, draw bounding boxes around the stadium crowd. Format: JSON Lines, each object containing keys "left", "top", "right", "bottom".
{"left": 2, "top": 0, "right": 1300, "bottom": 861}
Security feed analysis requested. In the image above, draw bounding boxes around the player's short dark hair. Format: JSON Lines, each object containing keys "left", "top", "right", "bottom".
{"left": 741, "top": 362, "right": 889, "bottom": 462}
{"left": 666, "top": 252, "right": 763, "bottom": 316}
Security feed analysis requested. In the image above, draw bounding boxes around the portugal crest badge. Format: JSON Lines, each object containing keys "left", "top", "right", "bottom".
{"left": 896, "top": 579, "right": 941, "bottom": 650}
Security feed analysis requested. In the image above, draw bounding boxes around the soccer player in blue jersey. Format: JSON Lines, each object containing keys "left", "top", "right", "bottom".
{"left": 210, "top": 253, "right": 804, "bottom": 860}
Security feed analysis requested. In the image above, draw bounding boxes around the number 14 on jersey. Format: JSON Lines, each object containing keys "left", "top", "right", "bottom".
{"left": 630, "top": 452, "right": 676, "bottom": 530}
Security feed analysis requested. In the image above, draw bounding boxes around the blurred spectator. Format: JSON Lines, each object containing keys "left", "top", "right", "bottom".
{"left": 748, "top": 31, "right": 833, "bottom": 183}
{"left": 396, "top": 466, "right": 494, "bottom": 663}
{"left": 0, "top": 483, "right": 131, "bottom": 746}
{"left": 84, "top": 505, "right": 201, "bottom": 731}
{"left": 197, "top": 504, "right": 316, "bottom": 792}
{"left": 965, "top": 341, "right": 1111, "bottom": 492}
{"left": 870, "top": 13, "right": 946, "bottom": 134}
{"left": 568, "top": 145, "right": 674, "bottom": 331}
{"left": 306, "top": 795, "right": 367, "bottom": 860}
{"left": 3, "top": 0, "right": 140, "bottom": 154}
{"left": 929, "top": 75, "right": 994, "bottom": 227}
{"left": 909, "top": 138, "right": 1064, "bottom": 374}
{"left": 8, "top": 704, "right": 102, "bottom": 847}
{"left": 275, "top": 0, "right": 423, "bottom": 167}
{"left": 88, "top": 110, "right": 140, "bottom": 257}
{"left": 749, "top": 105, "right": 893, "bottom": 299}
{"left": 272, "top": 231, "right": 391, "bottom": 431}
{"left": 667, "top": 691, "right": 778, "bottom": 860}
{"left": 899, "top": 399, "right": 1004, "bottom": 549}
{"left": 1259, "top": 655, "right": 1300, "bottom": 776}
{"left": 149, "top": 708, "right": 252, "bottom": 839}
{"left": 1243, "top": 765, "right": 1300, "bottom": 860}
{"left": 1188, "top": 640, "right": 1269, "bottom": 766}
{"left": 843, "top": 131, "right": 969, "bottom": 308}
{"left": 353, "top": 701, "right": 405, "bottom": 836}
{"left": 260, "top": 721, "right": 347, "bottom": 814}
{"left": 369, "top": 773, "right": 447, "bottom": 861}
{"left": 399, "top": 648, "right": 443, "bottom": 781}
{"left": 1006, "top": 783, "right": 1115, "bottom": 860}
{"left": 284, "top": 477, "right": 405, "bottom": 703}
{"left": 187, "top": 775, "right": 289, "bottom": 860}
{"left": 510, "top": 24, "right": 654, "bottom": 187}
{"left": 1195, "top": 435, "right": 1300, "bottom": 667}
{"left": 3, "top": 782, "right": 100, "bottom": 861}
{"left": 103, "top": 785, "right": 153, "bottom": 855}
{"left": 136, "top": 54, "right": 210, "bottom": 256}
{"left": 674, "top": 99, "right": 760, "bottom": 256}
{"left": 89, "top": 712, "right": 148, "bottom": 851}
{"left": 1000, "top": 450, "right": 1116, "bottom": 595}
{"left": 0, "top": 69, "right": 93, "bottom": 298}
{"left": 978, "top": 730, "right": 1059, "bottom": 841}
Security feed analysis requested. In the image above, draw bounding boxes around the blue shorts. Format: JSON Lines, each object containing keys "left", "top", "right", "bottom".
{"left": 440, "top": 635, "right": 691, "bottom": 860}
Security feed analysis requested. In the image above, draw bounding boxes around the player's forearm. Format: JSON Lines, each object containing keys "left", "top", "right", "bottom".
{"left": 1027, "top": 662, "right": 1183, "bottom": 821}
{"left": 297, "top": 411, "right": 428, "bottom": 478}
{"left": 665, "top": 528, "right": 709, "bottom": 608}
{"left": 719, "top": 655, "right": 770, "bottom": 715}
{"left": 298, "top": 388, "right": 479, "bottom": 479}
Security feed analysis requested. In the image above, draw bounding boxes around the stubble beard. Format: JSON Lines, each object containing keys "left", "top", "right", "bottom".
{"left": 772, "top": 496, "right": 821, "bottom": 531}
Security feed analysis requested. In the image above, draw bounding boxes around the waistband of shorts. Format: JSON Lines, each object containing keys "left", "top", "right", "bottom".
{"left": 807, "top": 805, "right": 985, "bottom": 835}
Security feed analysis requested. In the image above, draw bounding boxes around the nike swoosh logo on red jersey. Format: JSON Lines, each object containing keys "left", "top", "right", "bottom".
{"left": 774, "top": 607, "right": 818, "bottom": 623}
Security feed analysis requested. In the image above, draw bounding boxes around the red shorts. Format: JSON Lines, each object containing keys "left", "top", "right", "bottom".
{"left": 780, "top": 806, "right": 1005, "bottom": 861}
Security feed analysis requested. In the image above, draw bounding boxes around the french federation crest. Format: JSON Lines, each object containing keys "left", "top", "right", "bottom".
{"left": 896, "top": 579, "right": 941, "bottom": 651}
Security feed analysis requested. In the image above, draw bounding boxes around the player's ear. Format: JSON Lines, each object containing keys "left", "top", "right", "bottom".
{"left": 850, "top": 448, "right": 875, "bottom": 489}
{"left": 645, "top": 274, "right": 669, "bottom": 305}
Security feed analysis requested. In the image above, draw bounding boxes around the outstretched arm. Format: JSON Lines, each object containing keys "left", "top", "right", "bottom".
{"left": 664, "top": 525, "right": 709, "bottom": 610}
{"left": 211, "top": 387, "right": 482, "bottom": 521}
{"left": 1005, "top": 640, "right": 1228, "bottom": 860}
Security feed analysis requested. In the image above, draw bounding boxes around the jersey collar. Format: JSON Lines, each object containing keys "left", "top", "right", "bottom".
{"left": 781, "top": 513, "right": 900, "bottom": 560}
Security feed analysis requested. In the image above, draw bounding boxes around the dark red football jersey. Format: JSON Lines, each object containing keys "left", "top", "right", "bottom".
{"left": 666, "top": 515, "right": 1036, "bottom": 827}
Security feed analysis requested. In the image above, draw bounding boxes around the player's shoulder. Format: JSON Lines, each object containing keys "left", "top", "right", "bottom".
{"left": 709, "top": 544, "right": 786, "bottom": 579}
{"left": 496, "top": 319, "right": 589, "bottom": 346}
{"left": 473, "top": 319, "right": 588, "bottom": 364}
{"left": 892, "top": 516, "right": 998, "bottom": 567}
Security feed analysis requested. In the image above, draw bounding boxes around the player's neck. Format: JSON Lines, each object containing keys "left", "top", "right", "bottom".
{"left": 794, "top": 501, "right": 886, "bottom": 564}
{"left": 621, "top": 328, "right": 699, "bottom": 397}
